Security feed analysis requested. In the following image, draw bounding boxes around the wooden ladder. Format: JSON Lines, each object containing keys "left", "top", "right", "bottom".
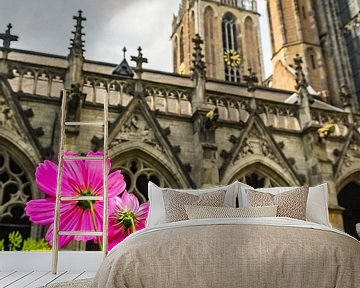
{"left": 52, "top": 88, "right": 109, "bottom": 274}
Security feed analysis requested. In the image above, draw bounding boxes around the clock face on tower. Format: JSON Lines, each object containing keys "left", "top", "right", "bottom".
{"left": 224, "top": 49, "right": 241, "bottom": 68}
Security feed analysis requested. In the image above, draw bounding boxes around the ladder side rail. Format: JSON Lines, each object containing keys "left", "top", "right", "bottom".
{"left": 102, "top": 85, "right": 109, "bottom": 258}
{"left": 52, "top": 90, "right": 67, "bottom": 274}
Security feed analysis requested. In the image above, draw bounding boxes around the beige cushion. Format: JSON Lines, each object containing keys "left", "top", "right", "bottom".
{"left": 246, "top": 186, "right": 309, "bottom": 220}
{"left": 162, "top": 189, "right": 226, "bottom": 223}
{"left": 184, "top": 205, "right": 278, "bottom": 219}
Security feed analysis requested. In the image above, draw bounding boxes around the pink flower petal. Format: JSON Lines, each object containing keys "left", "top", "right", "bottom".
{"left": 117, "top": 191, "right": 139, "bottom": 212}
{"left": 62, "top": 151, "right": 87, "bottom": 191}
{"left": 107, "top": 171, "right": 126, "bottom": 197}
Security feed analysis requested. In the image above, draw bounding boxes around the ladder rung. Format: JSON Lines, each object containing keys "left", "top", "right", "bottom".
{"left": 65, "top": 121, "right": 104, "bottom": 126}
{"left": 63, "top": 155, "right": 104, "bottom": 161}
{"left": 60, "top": 196, "right": 103, "bottom": 201}
{"left": 58, "top": 231, "right": 103, "bottom": 236}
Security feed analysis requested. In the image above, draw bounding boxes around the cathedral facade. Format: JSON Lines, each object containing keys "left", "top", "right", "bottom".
{"left": 0, "top": 0, "right": 360, "bottom": 246}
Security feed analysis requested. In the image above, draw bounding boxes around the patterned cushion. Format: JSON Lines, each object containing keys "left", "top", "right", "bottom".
{"left": 245, "top": 186, "right": 309, "bottom": 220}
{"left": 162, "top": 189, "right": 226, "bottom": 223}
{"left": 184, "top": 205, "right": 278, "bottom": 219}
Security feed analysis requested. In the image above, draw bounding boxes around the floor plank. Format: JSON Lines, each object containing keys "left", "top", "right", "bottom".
{"left": 0, "top": 271, "right": 16, "bottom": 281}
{"left": 48, "top": 271, "right": 84, "bottom": 284}
{"left": 24, "top": 271, "right": 66, "bottom": 288}
{"left": 6, "top": 271, "right": 48, "bottom": 288}
{"left": 75, "top": 271, "right": 96, "bottom": 280}
{"left": 0, "top": 271, "right": 32, "bottom": 287}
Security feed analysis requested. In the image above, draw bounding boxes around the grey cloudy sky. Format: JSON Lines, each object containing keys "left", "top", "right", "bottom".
{"left": 0, "top": 0, "right": 272, "bottom": 77}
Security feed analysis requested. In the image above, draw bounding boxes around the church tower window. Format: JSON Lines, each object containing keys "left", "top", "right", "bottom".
{"left": 180, "top": 27, "right": 185, "bottom": 64}
{"left": 173, "top": 36, "right": 178, "bottom": 73}
{"left": 222, "top": 12, "right": 240, "bottom": 82}
{"left": 204, "top": 6, "right": 216, "bottom": 78}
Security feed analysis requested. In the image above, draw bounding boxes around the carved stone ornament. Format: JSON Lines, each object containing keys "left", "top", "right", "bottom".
{"left": 0, "top": 96, "right": 21, "bottom": 136}
{"left": 110, "top": 114, "right": 163, "bottom": 152}
{"left": 339, "top": 136, "right": 360, "bottom": 176}
{"left": 234, "top": 126, "right": 280, "bottom": 165}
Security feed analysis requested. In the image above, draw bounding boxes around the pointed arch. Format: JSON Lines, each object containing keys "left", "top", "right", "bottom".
{"left": 179, "top": 27, "right": 185, "bottom": 64}
{"left": 338, "top": 176, "right": 360, "bottom": 240}
{"left": 222, "top": 12, "right": 240, "bottom": 82}
{"left": 111, "top": 142, "right": 186, "bottom": 203}
{"left": 173, "top": 35, "right": 178, "bottom": 72}
{"left": 244, "top": 16, "right": 260, "bottom": 75}
{"left": 223, "top": 158, "right": 294, "bottom": 188}
{"left": 204, "top": 6, "right": 216, "bottom": 78}
{"left": 0, "top": 132, "right": 41, "bottom": 243}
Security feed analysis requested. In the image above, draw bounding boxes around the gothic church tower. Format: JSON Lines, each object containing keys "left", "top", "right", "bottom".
{"left": 171, "top": 0, "right": 264, "bottom": 83}
{"left": 267, "top": 0, "right": 329, "bottom": 98}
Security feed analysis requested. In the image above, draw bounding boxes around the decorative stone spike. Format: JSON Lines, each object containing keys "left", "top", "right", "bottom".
{"left": 243, "top": 68, "right": 258, "bottom": 93}
{"left": 288, "top": 157, "right": 296, "bottom": 165}
{"left": 277, "top": 141, "right": 285, "bottom": 149}
{"left": 220, "top": 150, "right": 230, "bottom": 159}
{"left": 32, "top": 127, "right": 44, "bottom": 137}
{"left": 229, "top": 134, "right": 240, "bottom": 144}
{"left": 162, "top": 127, "right": 171, "bottom": 136}
{"left": 191, "top": 34, "right": 206, "bottom": 78}
{"left": 333, "top": 149, "right": 342, "bottom": 157}
{"left": 23, "top": 108, "right": 34, "bottom": 118}
{"left": 173, "top": 145, "right": 181, "bottom": 154}
{"left": 69, "top": 10, "right": 86, "bottom": 56}
{"left": 184, "top": 163, "right": 192, "bottom": 172}
{"left": 294, "top": 54, "right": 314, "bottom": 104}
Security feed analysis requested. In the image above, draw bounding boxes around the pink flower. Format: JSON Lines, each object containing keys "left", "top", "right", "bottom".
{"left": 25, "top": 151, "right": 126, "bottom": 248}
{"left": 108, "top": 191, "right": 149, "bottom": 250}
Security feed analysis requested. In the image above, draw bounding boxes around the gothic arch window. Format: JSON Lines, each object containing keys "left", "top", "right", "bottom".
{"left": 113, "top": 156, "right": 174, "bottom": 204}
{"left": 0, "top": 150, "right": 34, "bottom": 247}
{"left": 244, "top": 16, "right": 260, "bottom": 74}
{"left": 204, "top": 6, "right": 216, "bottom": 78}
{"left": 190, "top": 10, "right": 196, "bottom": 56}
{"left": 221, "top": 0, "right": 238, "bottom": 6}
{"left": 231, "top": 163, "right": 289, "bottom": 189}
{"left": 179, "top": 27, "right": 185, "bottom": 64}
{"left": 222, "top": 12, "right": 240, "bottom": 82}
{"left": 173, "top": 36, "right": 178, "bottom": 72}
{"left": 338, "top": 181, "right": 360, "bottom": 240}
{"left": 305, "top": 48, "right": 317, "bottom": 70}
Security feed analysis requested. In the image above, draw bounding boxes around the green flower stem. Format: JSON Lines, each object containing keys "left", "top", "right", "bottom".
{"left": 89, "top": 201, "right": 102, "bottom": 251}
{"left": 130, "top": 216, "right": 136, "bottom": 233}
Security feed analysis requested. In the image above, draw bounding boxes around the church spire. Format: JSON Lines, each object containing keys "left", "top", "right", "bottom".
{"left": 69, "top": 10, "right": 86, "bottom": 58}
{"left": 65, "top": 10, "right": 86, "bottom": 89}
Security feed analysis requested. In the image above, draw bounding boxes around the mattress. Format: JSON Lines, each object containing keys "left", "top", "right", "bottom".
{"left": 92, "top": 217, "right": 360, "bottom": 287}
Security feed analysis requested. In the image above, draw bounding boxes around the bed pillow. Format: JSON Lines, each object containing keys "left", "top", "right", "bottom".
{"left": 162, "top": 189, "right": 226, "bottom": 223}
{"left": 238, "top": 183, "right": 330, "bottom": 226}
{"left": 184, "top": 205, "right": 278, "bottom": 220}
{"left": 147, "top": 181, "right": 245, "bottom": 227}
{"left": 245, "top": 186, "right": 309, "bottom": 220}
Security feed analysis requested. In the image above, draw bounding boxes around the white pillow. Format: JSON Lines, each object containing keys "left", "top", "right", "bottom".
{"left": 238, "top": 183, "right": 330, "bottom": 227}
{"left": 147, "top": 181, "right": 244, "bottom": 227}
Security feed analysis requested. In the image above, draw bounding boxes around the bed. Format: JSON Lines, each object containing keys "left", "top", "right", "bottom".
{"left": 92, "top": 182, "right": 360, "bottom": 288}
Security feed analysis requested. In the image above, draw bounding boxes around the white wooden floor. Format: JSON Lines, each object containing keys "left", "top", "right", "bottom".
{"left": 0, "top": 251, "right": 102, "bottom": 287}
{"left": 0, "top": 270, "right": 95, "bottom": 287}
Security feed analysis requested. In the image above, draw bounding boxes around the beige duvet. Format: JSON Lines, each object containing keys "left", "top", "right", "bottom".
{"left": 93, "top": 218, "right": 360, "bottom": 288}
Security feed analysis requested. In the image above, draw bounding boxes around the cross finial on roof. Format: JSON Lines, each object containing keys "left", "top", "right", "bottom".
{"left": 122, "top": 46, "right": 127, "bottom": 59}
{"left": 0, "top": 23, "right": 18, "bottom": 59}
{"left": 131, "top": 46, "right": 148, "bottom": 75}
{"left": 0, "top": 23, "right": 18, "bottom": 50}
